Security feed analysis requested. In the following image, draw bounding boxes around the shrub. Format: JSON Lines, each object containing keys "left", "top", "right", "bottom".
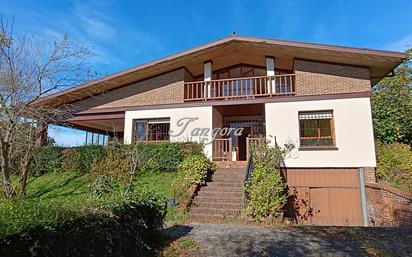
{"left": 0, "top": 192, "right": 167, "bottom": 257}
{"left": 30, "top": 142, "right": 204, "bottom": 175}
{"left": 60, "top": 148, "right": 77, "bottom": 172}
{"left": 75, "top": 145, "right": 105, "bottom": 173}
{"left": 245, "top": 142, "right": 290, "bottom": 222}
{"left": 133, "top": 143, "right": 184, "bottom": 173}
{"left": 180, "top": 142, "right": 204, "bottom": 158}
{"left": 89, "top": 175, "right": 115, "bottom": 198}
{"left": 90, "top": 146, "right": 130, "bottom": 184}
{"left": 179, "top": 154, "right": 212, "bottom": 185}
{"left": 376, "top": 141, "right": 412, "bottom": 192}
{"left": 31, "top": 146, "right": 63, "bottom": 175}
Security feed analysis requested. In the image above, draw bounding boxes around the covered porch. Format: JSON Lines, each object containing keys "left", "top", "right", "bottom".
{"left": 212, "top": 103, "right": 266, "bottom": 161}
{"left": 64, "top": 111, "right": 125, "bottom": 145}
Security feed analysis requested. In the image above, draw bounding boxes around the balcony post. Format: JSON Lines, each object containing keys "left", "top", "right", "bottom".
{"left": 266, "top": 56, "right": 275, "bottom": 94}
{"left": 204, "top": 61, "right": 212, "bottom": 98}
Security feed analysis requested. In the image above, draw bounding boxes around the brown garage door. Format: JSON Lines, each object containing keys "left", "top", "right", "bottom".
{"left": 287, "top": 168, "right": 363, "bottom": 226}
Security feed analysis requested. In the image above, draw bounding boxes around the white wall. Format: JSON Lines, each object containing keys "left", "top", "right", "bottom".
{"left": 124, "top": 106, "right": 213, "bottom": 159}
{"left": 265, "top": 97, "right": 376, "bottom": 168}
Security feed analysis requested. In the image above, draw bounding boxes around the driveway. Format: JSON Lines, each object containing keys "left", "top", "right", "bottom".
{"left": 162, "top": 223, "right": 412, "bottom": 257}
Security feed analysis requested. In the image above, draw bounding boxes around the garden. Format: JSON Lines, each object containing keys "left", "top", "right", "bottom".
{"left": 0, "top": 142, "right": 212, "bottom": 257}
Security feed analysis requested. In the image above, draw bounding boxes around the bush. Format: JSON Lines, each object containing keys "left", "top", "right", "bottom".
{"left": 0, "top": 192, "right": 167, "bottom": 257}
{"left": 30, "top": 142, "right": 204, "bottom": 175}
{"left": 133, "top": 143, "right": 184, "bottom": 173}
{"left": 60, "top": 148, "right": 77, "bottom": 172}
{"left": 376, "top": 141, "right": 412, "bottom": 192}
{"left": 89, "top": 175, "right": 115, "bottom": 198}
{"left": 245, "top": 142, "right": 289, "bottom": 222}
{"left": 180, "top": 142, "right": 204, "bottom": 158}
{"left": 90, "top": 146, "right": 130, "bottom": 183}
{"left": 75, "top": 145, "right": 105, "bottom": 173}
{"left": 179, "top": 155, "right": 212, "bottom": 185}
{"left": 31, "top": 146, "right": 63, "bottom": 175}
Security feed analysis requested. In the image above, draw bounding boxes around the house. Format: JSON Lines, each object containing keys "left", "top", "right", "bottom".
{"left": 36, "top": 35, "right": 405, "bottom": 226}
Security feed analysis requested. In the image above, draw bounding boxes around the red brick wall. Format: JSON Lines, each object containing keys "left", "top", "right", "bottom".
{"left": 294, "top": 60, "right": 371, "bottom": 96}
{"left": 71, "top": 68, "right": 188, "bottom": 112}
{"left": 363, "top": 167, "right": 376, "bottom": 184}
{"left": 366, "top": 183, "right": 412, "bottom": 227}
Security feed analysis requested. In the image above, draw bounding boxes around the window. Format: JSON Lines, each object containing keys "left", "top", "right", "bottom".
{"left": 85, "top": 131, "right": 109, "bottom": 146}
{"left": 299, "top": 111, "right": 335, "bottom": 148}
{"left": 134, "top": 118, "right": 170, "bottom": 143}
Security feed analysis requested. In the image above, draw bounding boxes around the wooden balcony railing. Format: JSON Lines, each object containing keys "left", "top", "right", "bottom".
{"left": 212, "top": 138, "right": 232, "bottom": 161}
{"left": 184, "top": 74, "right": 295, "bottom": 101}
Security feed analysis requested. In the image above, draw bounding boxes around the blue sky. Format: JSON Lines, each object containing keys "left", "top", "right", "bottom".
{"left": 1, "top": 0, "right": 411, "bottom": 146}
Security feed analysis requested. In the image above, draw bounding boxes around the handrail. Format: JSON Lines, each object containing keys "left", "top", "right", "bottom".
{"left": 243, "top": 151, "right": 254, "bottom": 208}
{"left": 184, "top": 74, "right": 296, "bottom": 101}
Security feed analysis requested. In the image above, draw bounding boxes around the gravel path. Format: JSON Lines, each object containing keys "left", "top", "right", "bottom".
{"left": 163, "top": 223, "right": 412, "bottom": 257}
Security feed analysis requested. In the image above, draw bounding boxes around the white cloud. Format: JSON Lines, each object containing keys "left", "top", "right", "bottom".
{"left": 384, "top": 33, "right": 412, "bottom": 52}
{"left": 73, "top": 2, "right": 117, "bottom": 41}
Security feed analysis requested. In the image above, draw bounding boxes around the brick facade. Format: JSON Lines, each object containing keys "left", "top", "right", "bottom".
{"left": 363, "top": 167, "right": 376, "bottom": 184}
{"left": 366, "top": 183, "right": 412, "bottom": 227}
{"left": 71, "top": 68, "right": 190, "bottom": 112}
{"left": 294, "top": 59, "right": 371, "bottom": 96}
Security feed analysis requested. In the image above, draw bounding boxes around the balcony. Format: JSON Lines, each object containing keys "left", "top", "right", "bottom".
{"left": 184, "top": 74, "right": 295, "bottom": 101}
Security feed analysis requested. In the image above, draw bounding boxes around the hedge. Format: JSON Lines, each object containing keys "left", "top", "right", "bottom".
{"left": 376, "top": 141, "right": 412, "bottom": 192}
{"left": 0, "top": 192, "right": 167, "bottom": 257}
{"left": 31, "top": 142, "right": 203, "bottom": 174}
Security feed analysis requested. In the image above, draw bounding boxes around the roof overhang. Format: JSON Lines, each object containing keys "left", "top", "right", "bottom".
{"left": 35, "top": 35, "right": 406, "bottom": 107}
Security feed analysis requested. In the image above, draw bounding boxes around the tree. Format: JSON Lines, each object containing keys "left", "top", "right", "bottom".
{"left": 372, "top": 48, "right": 412, "bottom": 145}
{"left": 0, "top": 18, "right": 95, "bottom": 197}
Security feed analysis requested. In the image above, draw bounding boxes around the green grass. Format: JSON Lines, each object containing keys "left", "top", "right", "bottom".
{"left": 7, "top": 170, "right": 187, "bottom": 227}
{"left": 26, "top": 172, "right": 89, "bottom": 200}
{"left": 134, "top": 170, "right": 180, "bottom": 199}
{"left": 0, "top": 170, "right": 186, "bottom": 237}
{"left": 133, "top": 171, "right": 188, "bottom": 223}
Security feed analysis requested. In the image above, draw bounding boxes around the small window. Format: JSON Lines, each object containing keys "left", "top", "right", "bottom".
{"left": 299, "top": 111, "right": 335, "bottom": 148}
{"left": 134, "top": 118, "right": 170, "bottom": 143}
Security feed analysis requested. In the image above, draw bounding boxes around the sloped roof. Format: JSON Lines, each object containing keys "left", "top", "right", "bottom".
{"left": 35, "top": 34, "right": 406, "bottom": 107}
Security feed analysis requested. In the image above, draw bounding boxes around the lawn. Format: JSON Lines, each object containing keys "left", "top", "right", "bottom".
{"left": 13, "top": 170, "right": 186, "bottom": 224}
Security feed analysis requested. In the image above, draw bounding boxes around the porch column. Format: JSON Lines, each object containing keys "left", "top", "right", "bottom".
{"left": 34, "top": 122, "right": 48, "bottom": 147}
{"left": 266, "top": 56, "right": 275, "bottom": 93}
{"left": 204, "top": 61, "right": 212, "bottom": 98}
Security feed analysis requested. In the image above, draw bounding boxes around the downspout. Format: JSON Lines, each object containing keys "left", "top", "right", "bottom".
{"left": 359, "top": 168, "right": 369, "bottom": 227}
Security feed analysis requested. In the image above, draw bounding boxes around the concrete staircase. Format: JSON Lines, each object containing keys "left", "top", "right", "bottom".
{"left": 190, "top": 161, "right": 247, "bottom": 222}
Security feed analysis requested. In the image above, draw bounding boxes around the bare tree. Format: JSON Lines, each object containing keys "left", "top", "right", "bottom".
{"left": 0, "top": 17, "right": 95, "bottom": 197}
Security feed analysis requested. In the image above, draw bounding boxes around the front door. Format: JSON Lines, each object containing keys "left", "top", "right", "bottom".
{"left": 237, "top": 127, "right": 251, "bottom": 161}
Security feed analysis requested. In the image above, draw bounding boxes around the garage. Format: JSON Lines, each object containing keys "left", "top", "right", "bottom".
{"left": 286, "top": 168, "right": 364, "bottom": 226}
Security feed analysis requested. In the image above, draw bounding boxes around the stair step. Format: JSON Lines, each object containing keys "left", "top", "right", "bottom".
{"left": 190, "top": 207, "right": 242, "bottom": 215}
{"left": 206, "top": 182, "right": 244, "bottom": 188}
{"left": 192, "top": 201, "right": 243, "bottom": 209}
{"left": 190, "top": 213, "right": 245, "bottom": 222}
{"left": 200, "top": 186, "right": 244, "bottom": 192}
{"left": 194, "top": 195, "right": 243, "bottom": 204}
{"left": 212, "top": 173, "right": 245, "bottom": 178}
{"left": 213, "top": 169, "right": 245, "bottom": 173}
{"left": 197, "top": 190, "right": 243, "bottom": 197}
{"left": 214, "top": 161, "right": 247, "bottom": 166}
{"left": 210, "top": 178, "right": 245, "bottom": 184}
